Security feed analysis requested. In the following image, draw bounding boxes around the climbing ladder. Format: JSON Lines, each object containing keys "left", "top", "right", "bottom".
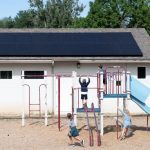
{"left": 23, "top": 84, "right": 47, "bottom": 117}
{"left": 79, "top": 103, "right": 101, "bottom": 146}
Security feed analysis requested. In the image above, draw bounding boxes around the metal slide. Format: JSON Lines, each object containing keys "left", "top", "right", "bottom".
{"left": 130, "top": 76, "right": 150, "bottom": 114}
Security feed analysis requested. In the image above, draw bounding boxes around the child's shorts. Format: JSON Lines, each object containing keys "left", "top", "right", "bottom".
{"left": 81, "top": 94, "right": 87, "bottom": 100}
{"left": 70, "top": 127, "right": 79, "bottom": 137}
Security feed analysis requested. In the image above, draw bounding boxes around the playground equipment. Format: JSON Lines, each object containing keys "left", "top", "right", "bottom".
{"left": 20, "top": 65, "right": 150, "bottom": 144}
{"left": 99, "top": 65, "right": 150, "bottom": 138}
{"left": 57, "top": 73, "right": 73, "bottom": 131}
{"left": 130, "top": 76, "right": 150, "bottom": 130}
{"left": 21, "top": 71, "right": 48, "bottom": 126}
{"left": 72, "top": 71, "right": 102, "bottom": 146}
{"left": 21, "top": 70, "right": 73, "bottom": 129}
{"left": 84, "top": 104, "right": 94, "bottom": 146}
{"left": 99, "top": 66, "right": 129, "bottom": 139}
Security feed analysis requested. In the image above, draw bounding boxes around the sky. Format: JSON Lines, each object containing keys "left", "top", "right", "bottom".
{"left": 0, "top": 0, "right": 94, "bottom": 19}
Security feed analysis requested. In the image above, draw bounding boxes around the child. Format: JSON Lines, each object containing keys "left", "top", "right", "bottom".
{"left": 99, "top": 65, "right": 107, "bottom": 94}
{"left": 117, "top": 108, "right": 132, "bottom": 140}
{"left": 79, "top": 76, "right": 90, "bottom": 108}
{"left": 67, "top": 113, "right": 84, "bottom": 146}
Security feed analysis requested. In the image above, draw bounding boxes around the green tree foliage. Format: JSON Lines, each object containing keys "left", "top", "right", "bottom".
{"left": 28, "top": 0, "right": 84, "bottom": 27}
{"left": 46, "top": 0, "right": 84, "bottom": 27}
{"left": 0, "top": 0, "right": 150, "bottom": 34}
{"left": 75, "top": 0, "right": 150, "bottom": 35}
{"left": 0, "top": 17, "right": 14, "bottom": 28}
{"left": 14, "top": 10, "right": 35, "bottom": 28}
{"left": 0, "top": 0, "right": 84, "bottom": 28}
{"left": 28, "top": 0, "right": 47, "bottom": 27}
{"left": 127, "top": 0, "right": 150, "bottom": 34}
{"left": 76, "top": 0, "right": 132, "bottom": 28}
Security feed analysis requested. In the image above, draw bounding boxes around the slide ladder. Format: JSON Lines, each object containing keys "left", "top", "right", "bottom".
{"left": 84, "top": 103, "right": 101, "bottom": 146}
{"left": 92, "top": 103, "right": 101, "bottom": 146}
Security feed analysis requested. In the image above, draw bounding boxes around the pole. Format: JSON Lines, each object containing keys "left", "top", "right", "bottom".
{"left": 21, "top": 70, "right": 25, "bottom": 126}
{"left": 147, "top": 114, "right": 149, "bottom": 131}
{"left": 100, "top": 69, "right": 104, "bottom": 136}
{"left": 44, "top": 84, "right": 48, "bottom": 126}
{"left": 58, "top": 76, "right": 61, "bottom": 131}
{"left": 44, "top": 71, "right": 48, "bottom": 126}
{"left": 72, "top": 71, "right": 77, "bottom": 126}
{"left": 127, "top": 72, "right": 131, "bottom": 99}
{"left": 72, "top": 87, "right": 74, "bottom": 115}
{"left": 117, "top": 68, "right": 120, "bottom": 139}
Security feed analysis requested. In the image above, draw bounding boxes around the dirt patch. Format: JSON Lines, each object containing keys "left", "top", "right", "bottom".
{"left": 0, "top": 116, "right": 149, "bottom": 150}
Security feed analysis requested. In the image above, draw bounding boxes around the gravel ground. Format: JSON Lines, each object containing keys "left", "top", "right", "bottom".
{"left": 0, "top": 116, "right": 149, "bottom": 150}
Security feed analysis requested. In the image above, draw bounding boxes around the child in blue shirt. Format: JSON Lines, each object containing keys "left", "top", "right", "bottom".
{"left": 67, "top": 113, "right": 84, "bottom": 146}
{"left": 79, "top": 77, "right": 90, "bottom": 108}
{"left": 118, "top": 108, "right": 132, "bottom": 140}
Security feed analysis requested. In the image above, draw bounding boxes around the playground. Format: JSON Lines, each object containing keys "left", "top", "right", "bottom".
{"left": 0, "top": 65, "right": 149, "bottom": 149}
{"left": 0, "top": 116, "right": 150, "bottom": 150}
{"left": 14, "top": 66, "right": 150, "bottom": 149}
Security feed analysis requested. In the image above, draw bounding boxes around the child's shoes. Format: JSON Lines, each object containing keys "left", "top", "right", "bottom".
{"left": 80, "top": 140, "right": 84, "bottom": 146}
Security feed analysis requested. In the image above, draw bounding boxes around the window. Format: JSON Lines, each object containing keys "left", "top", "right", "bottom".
{"left": 116, "top": 81, "right": 121, "bottom": 86}
{"left": 137, "top": 67, "right": 146, "bottom": 79}
{"left": 24, "top": 71, "right": 44, "bottom": 79}
{"left": 0, "top": 71, "right": 12, "bottom": 79}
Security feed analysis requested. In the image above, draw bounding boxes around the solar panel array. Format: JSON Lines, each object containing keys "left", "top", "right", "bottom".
{"left": 0, "top": 32, "right": 142, "bottom": 57}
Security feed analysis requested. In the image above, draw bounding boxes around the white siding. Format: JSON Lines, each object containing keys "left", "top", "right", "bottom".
{"left": 0, "top": 62, "right": 149, "bottom": 116}
{"left": 0, "top": 63, "right": 53, "bottom": 116}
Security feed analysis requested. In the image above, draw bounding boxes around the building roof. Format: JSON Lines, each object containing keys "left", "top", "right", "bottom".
{"left": 0, "top": 31, "right": 142, "bottom": 57}
{"left": 0, "top": 28, "right": 149, "bottom": 63}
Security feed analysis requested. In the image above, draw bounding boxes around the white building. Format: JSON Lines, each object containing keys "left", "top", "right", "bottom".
{"left": 0, "top": 28, "right": 149, "bottom": 117}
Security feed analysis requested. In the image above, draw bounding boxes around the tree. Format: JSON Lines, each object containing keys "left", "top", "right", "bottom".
{"left": 75, "top": 0, "right": 150, "bottom": 34}
{"left": 0, "top": 17, "right": 14, "bottom": 28}
{"left": 28, "top": 0, "right": 84, "bottom": 28}
{"left": 14, "top": 10, "right": 35, "bottom": 28}
{"left": 127, "top": 0, "right": 150, "bottom": 34}
{"left": 28, "top": 0, "right": 47, "bottom": 27}
{"left": 77, "top": 0, "right": 134, "bottom": 28}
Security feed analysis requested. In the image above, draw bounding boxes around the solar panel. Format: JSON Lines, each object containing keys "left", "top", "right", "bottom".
{"left": 0, "top": 32, "right": 143, "bottom": 57}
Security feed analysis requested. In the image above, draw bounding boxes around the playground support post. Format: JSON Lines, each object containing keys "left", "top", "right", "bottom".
{"left": 147, "top": 115, "right": 149, "bottom": 131}
{"left": 127, "top": 72, "right": 131, "bottom": 100}
{"left": 116, "top": 68, "right": 120, "bottom": 139}
{"left": 39, "top": 83, "right": 47, "bottom": 126}
{"left": 58, "top": 75, "right": 61, "bottom": 131}
{"left": 100, "top": 70, "right": 104, "bottom": 100}
{"left": 99, "top": 69, "right": 104, "bottom": 136}
{"left": 97, "top": 72, "right": 101, "bottom": 134}
{"left": 21, "top": 70, "right": 25, "bottom": 126}
{"left": 72, "top": 71, "right": 77, "bottom": 126}
{"left": 100, "top": 114, "right": 104, "bottom": 136}
{"left": 44, "top": 71, "right": 48, "bottom": 126}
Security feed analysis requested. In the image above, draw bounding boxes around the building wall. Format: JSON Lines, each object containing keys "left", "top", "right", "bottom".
{"left": 127, "top": 63, "right": 150, "bottom": 114}
{"left": 54, "top": 62, "right": 150, "bottom": 115}
{"left": 0, "top": 62, "right": 149, "bottom": 116}
{"left": 0, "top": 63, "right": 53, "bottom": 116}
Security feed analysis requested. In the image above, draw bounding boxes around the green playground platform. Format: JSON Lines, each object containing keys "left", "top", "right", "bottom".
{"left": 104, "top": 94, "right": 127, "bottom": 98}
{"left": 77, "top": 108, "right": 100, "bottom": 113}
